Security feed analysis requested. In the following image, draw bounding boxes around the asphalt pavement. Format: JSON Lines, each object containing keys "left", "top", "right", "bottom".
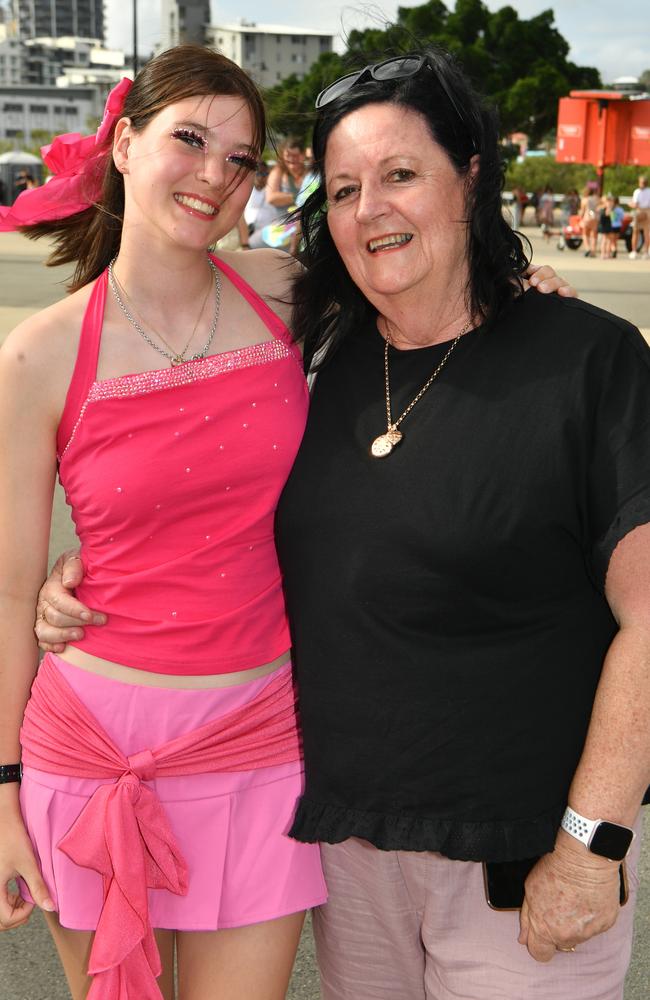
{"left": 0, "top": 228, "right": 648, "bottom": 998}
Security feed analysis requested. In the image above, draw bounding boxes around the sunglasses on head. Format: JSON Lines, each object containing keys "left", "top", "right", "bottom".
{"left": 315, "top": 54, "right": 475, "bottom": 151}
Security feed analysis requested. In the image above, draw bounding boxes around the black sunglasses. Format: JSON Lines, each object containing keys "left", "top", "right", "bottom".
{"left": 315, "top": 54, "right": 475, "bottom": 150}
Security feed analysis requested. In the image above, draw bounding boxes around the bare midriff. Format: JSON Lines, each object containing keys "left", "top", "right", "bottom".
{"left": 57, "top": 646, "right": 291, "bottom": 688}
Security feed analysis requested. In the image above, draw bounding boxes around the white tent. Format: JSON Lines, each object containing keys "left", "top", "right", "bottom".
{"left": 0, "top": 151, "right": 42, "bottom": 164}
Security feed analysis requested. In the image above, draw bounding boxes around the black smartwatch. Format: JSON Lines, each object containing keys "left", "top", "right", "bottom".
{"left": 561, "top": 806, "right": 635, "bottom": 861}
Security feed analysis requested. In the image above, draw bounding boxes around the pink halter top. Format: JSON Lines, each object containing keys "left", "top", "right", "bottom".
{"left": 56, "top": 255, "right": 308, "bottom": 674}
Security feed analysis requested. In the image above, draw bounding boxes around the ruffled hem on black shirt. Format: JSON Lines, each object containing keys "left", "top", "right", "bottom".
{"left": 290, "top": 797, "right": 567, "bottom": 862}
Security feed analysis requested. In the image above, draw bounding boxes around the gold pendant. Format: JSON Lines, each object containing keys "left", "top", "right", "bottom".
{"left": 370, "top": 428, "right": 403, "bottom": 458}
{"left": 170, "top": 356, "right": 185, "bottom": 367}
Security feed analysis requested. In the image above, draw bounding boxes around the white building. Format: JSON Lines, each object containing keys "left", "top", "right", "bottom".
{"left": 22, "top": 35, "right": 127, "bottom": 87}
{"left": 207, "top": 22, "right": 333, "bottom": 88}
{"left": 0, "top": 81, "right": 99, "bottom": 142}
{"left": 0, "top": 26, "right": 24, "bottom": 84}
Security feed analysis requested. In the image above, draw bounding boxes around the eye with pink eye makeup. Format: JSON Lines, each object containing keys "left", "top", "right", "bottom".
{"left": 171, "top": 126, "right": 257, "bottom": 173}
{"left": 226, "top": 152, "right": 259, "bottom": 172}
{"left": 171, "top": 126, "right": 208, "bottom": 151}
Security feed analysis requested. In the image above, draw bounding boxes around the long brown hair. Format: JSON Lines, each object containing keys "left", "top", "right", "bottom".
{"left": 24, "top": 45, "right": 266, "bottom": 291}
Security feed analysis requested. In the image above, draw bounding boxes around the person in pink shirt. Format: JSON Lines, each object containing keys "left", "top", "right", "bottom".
{"left": 0, "top": 44, "right": 327, "bottom": 1000}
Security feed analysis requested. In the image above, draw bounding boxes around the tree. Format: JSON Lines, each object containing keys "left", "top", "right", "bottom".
{"left": 263, "top": 51, "right": 346, "bottom": 145}
{"left": 263, "top": 0, "right": 601, "bottom": 147}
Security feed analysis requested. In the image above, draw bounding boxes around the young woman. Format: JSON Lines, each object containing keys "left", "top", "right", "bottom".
{"left": 0, "top": 45, "right": 326, "bottom": 1000}
{"left": 265, "top": 137, "right": 307, "bottom": 212}
{"left": 579, "top": 183, "right": 600, "bottom": 258}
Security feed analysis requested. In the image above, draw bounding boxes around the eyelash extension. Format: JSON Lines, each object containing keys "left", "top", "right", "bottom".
{"left": 227, "top": 152, "right": 259, "bottom": 171}
{"left": 171, "top": 127, "right": 208, "bottom": 150}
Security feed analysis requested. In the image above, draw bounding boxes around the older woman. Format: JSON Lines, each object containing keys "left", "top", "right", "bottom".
{"left": 276, "top": 48, "right": 650, "bottom": 999}
{"left": 33, "top": 46, "right": 649, "bottom": 1000}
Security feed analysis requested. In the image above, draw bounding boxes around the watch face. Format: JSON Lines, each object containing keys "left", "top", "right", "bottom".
{"left": 590, "top": 821, "right": 634, "bottom": 860}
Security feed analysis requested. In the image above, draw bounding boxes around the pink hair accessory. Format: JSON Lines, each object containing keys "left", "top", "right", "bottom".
{"left": 0, "top": 77, "right": 133, "bottom": 232}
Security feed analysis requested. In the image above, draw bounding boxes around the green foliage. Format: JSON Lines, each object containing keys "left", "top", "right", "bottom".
{"left": 0, "top": 132, "right": 54, "bottom": 160}
{"left": 263, "top": 51, "right": 347, "bottom": 145}
{"left": 600, "top": 162, "right": 650, "bottom": 195}
{"left": 504, "top": 158, "right": 650, "bottom": 196}
{"left": 264, "top": 0, "right": 603, "bottom": 147}
{"left": 639, "top": 69, "right": 650, "bottom": 91}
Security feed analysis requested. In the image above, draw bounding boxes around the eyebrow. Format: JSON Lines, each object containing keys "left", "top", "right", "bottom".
{"left": 173, "top": 120, "right": 254, "bottom": 149}
{"left": 328, "top": 154, "right": 419, "bottom": 179}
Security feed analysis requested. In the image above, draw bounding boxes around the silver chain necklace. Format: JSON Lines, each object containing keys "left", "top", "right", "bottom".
{"left": 107, "top": 256, "right": 221, "bottom": 367}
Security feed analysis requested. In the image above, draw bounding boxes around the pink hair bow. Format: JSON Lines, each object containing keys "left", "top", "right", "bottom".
{"left": 0, "top": 76, "right": 132, "bottom": 232}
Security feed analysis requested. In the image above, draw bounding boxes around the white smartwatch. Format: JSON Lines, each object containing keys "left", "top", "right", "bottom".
{"left": 561, "top": 806, "right": 635, "bottom": 861}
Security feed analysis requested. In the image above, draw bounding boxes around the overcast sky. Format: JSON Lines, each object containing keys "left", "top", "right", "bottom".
{"left": 105, "top": 0, "right": 649, "bottom": 83}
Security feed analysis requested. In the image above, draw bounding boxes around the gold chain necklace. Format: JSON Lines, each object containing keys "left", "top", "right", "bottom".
{"left": 370, "top": 322, "right": 470, "bottom": 459}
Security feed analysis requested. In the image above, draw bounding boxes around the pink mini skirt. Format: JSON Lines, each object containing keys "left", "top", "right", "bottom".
{"left": 20, "top": 655, "right": 327, "bottom": 931}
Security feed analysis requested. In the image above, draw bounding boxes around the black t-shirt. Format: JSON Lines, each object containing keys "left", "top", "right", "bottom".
{"left": 276, "top": 290, "right": 650, "bottom": 862}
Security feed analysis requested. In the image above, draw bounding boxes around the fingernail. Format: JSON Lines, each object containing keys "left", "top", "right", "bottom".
{"left": 93, "top": 615, "right": 107, "bottom": 625}
{"left": 42, "top": 898, "right": 55, "bottom": 912}
{"left": 62, "top": 576, "right": 76, "bottom": 586}
{"left": 70, "top": 631, "right": 82, "bottom": 640}
{"left": 80, "top": 611, "right": 92, "bottom": 622}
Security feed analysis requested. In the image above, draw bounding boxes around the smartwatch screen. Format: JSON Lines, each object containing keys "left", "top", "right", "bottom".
{"left": 590, "top": 822, "right": 634, "bottom": 860}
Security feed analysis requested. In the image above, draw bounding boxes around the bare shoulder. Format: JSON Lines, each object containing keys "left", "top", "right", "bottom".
{"left": 216, "top": 248, "right": 301, "bottom": 329}
{"left": 0, "top": 282, "right": 93, "bottom": 413}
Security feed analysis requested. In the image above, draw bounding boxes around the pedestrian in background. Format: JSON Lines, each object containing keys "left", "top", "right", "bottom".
{"left": 246, "top": 161, "right": 284, "bottom": 249}
{"left": 538, "top": 184, "right": 555, "bottom": 228}
{"left": 629, "top": 175, "right": 650, "bottom": 259}
{"left": 580, "top": 182, "right": 600, "bottom": 257}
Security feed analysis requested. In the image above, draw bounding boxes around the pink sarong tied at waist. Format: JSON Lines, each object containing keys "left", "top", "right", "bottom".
{"left": 20, "top": 656, "right": 302, "bottom": 1000}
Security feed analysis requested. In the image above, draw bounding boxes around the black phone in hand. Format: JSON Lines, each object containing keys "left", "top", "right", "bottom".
{"left": 483, "top": 856, "right": 629, "bottom": 910}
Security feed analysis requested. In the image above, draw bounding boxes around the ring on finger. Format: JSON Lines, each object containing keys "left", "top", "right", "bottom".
{"left": 557, "top": 946, "right": 576, "bottom": 953}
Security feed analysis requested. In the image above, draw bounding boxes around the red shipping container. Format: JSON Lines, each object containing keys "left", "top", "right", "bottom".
{"left": 556, "top": 91, "right": 650, "bottom": 168}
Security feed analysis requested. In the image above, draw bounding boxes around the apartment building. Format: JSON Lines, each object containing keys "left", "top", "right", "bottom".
{"left": 207, "top": 22, "right": 333, "bottom": 88}
{"left": 13, "top": 0, "right": 105, "bottom": 43}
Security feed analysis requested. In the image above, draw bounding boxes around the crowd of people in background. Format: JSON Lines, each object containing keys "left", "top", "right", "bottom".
{"left": 507, "top": 174, "right": 650, "bottom": 261}
{"left": 0, "top": 171, "right": 40, "bottom": 207}
{"left": 220, "top": 138, "right": 316, "bottom": 256}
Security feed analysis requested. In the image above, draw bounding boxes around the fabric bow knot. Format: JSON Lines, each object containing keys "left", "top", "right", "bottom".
{"left": 20, "top": 655, "right": 302, "bottom": 999}
{"left": 58, "top": 758, "right": 188, "bottom": 999}
{"left": 0, "top": 76, "right": 132, "bottom": 232}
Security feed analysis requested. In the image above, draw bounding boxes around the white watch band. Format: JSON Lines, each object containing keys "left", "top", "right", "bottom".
{"left": 561, "top": 806, "right": 598, "bottom": 847}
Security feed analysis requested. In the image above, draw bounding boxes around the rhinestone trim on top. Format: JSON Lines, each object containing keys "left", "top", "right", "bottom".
{"left": 90, "top": 340, "right": 293, "bottom": 401}
{"left": 59, "top": 340, "right": 297, "bottom": 460}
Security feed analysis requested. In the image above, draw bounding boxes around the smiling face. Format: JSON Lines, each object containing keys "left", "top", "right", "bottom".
{"left": 324, "top": 102, "right": 473, "bottom": 311}
{"left": 282, "top": 143, "right": 305, "bottom": 177}
{"left": 114, "top": 93, "right": 256, "bottom": 251}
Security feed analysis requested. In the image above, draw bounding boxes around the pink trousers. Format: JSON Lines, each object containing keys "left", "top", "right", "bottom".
{"left": 314, "top": 828, "right": 643, "bottom": 1000}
